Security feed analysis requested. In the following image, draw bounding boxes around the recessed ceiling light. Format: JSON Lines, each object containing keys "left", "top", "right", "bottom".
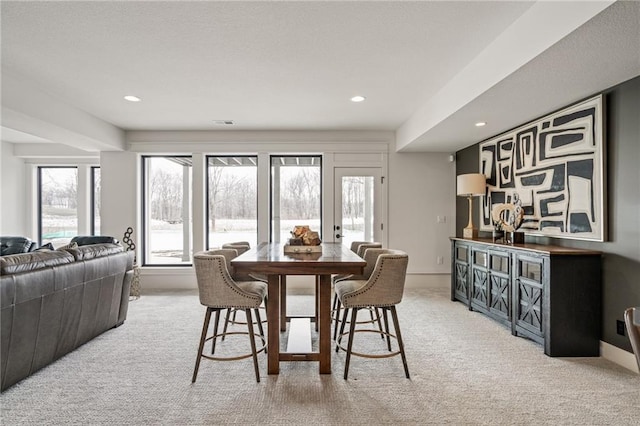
{"left": 350, "top": 95, "right": 366, "bottom": 102}
{"left": 475, "top": 121, "right": 486, "bottom": 127}
{"left": 124, "top": 95, "right": 142, "bottom": 102}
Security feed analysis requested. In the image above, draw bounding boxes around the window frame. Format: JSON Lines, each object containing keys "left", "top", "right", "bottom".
{"left": 141, "top": 155, "right": 193, "bottom": 267}
{"left": 205, "top": 155, "right": 259, "bottom": 250}
{"left": 90, "top": 166, "right": 100, "bottom": 236}
{"left": 37, "top": 165, "right": 79, "bottom": 246}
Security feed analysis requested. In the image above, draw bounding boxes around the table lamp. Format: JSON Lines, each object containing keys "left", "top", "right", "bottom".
{"left": 457, "top": 173, "right": 486, "bottom": 239}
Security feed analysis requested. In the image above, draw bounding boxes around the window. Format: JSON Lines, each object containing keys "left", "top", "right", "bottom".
{"left": 206, "top": 156, "right": 258, "bottom": 248}
{"left": 270, "top": 155, "right": 322, "bottom": 243}
{"left": 142, "top": 156, "right": 192, "bottom": 265}
{"left": 38, "top": 166, "right": 78, "bottom": 246}
{"left": 91, "top": 166, "right": 101, "bottom": 235}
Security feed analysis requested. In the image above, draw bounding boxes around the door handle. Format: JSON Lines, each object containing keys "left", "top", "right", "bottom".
{"left": 335, "top": 234, "right": 342, "bottom": 239}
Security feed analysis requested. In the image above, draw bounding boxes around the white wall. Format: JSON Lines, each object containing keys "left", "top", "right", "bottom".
{"left": 388, "top": 151, "right": 456, "bottom": 274}
{"left": 100, "top": 151, "right": 139, "bottom": 251}
{"left": 0, "top": 142, "right": 28, "bottom": 237}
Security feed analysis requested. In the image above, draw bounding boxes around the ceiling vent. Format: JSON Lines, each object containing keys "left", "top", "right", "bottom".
{"left": 213, "top": 120, "right": 234, "bottom": 125}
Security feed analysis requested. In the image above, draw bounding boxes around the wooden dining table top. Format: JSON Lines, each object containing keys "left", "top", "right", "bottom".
{"left": 231, "top": 242, "right": 366, "bottom": 276}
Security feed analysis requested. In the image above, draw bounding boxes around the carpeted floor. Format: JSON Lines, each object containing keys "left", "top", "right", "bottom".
{"left": 1, "top": 284, "right": 638, "bottom": 425}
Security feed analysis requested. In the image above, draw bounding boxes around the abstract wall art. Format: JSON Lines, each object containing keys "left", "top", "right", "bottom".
{"left": 479, "top": 95, "right": 605, "bottom": 241}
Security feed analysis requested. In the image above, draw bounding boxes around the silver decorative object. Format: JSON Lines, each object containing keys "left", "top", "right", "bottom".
{"left": 123, "top": 227, "right": 141, "bottom": 300}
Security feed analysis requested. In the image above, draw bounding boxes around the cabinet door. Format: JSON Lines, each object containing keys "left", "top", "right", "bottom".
{"left": 488, "top": 251, "right": 510, "bottom": 323}
{"left": 453, "top": 243, "right": 470, "bottom": 303}
{"left": 513, "top": 253, "right": 545, "bottom": 340}
{"left": 470, "top": 248, "right": 489, "bottom": 313}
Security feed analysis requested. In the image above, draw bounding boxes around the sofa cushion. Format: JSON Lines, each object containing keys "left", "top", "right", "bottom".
{"left": 0, "top": 250, "right": 75, "bottom": 275}
{"left": 62, "top": 243, "right": 124, "bottom": 261}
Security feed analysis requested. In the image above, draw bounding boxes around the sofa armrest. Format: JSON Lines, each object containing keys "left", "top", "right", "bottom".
{"left": 117, "top": 268, "right": 134, "bottom": 326}
{"left": 1, "top": 237, "right": 36, "bottom": 256}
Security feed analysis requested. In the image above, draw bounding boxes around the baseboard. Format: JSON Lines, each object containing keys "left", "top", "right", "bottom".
{"left": 600, "top": 341, "right": 639, "bottom": 374}
{"left": 405, "top": 273, "right": 450, "bottom": 289}
{"left": 139, "top": 267, "right": 197, "bottom": 291}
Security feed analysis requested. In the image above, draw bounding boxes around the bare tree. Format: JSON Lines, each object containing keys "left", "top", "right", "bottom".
{"left": 282, "top": 168, "right": 320, "bottom": 220}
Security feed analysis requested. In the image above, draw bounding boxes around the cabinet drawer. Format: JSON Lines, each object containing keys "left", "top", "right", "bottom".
{"left": 517, "top": 258, "right": 541, "bottom": 283}
{"left": 472, "top": 250, "right": 487, "bottom": 267}
{"left": 490, "top": 253, "right": 509, "bottom": 273}
{"left": 455, "top": 245, "right": 469, "bottom": 262}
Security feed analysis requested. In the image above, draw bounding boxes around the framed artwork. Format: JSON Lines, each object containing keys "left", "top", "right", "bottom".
{"left": 479, "top": 95, "right": 605, "bottom": 241}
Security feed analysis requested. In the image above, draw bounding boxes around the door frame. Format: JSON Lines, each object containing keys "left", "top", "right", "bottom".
{"left": 332, "top": 166, "right": 387, "bottom": 246}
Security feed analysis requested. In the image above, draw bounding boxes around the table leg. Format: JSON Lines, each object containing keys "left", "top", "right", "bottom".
{"left": 315, "top": 276, "right": 319, "bottom": 332}
{"left": 319, "top": 274, "right": 332, "bottom": 374}
{"left": 267, "top": 274, "right": 280, "bottom": 374}
{"left": 280, "top": 275, "right": 287, "bottom": 332}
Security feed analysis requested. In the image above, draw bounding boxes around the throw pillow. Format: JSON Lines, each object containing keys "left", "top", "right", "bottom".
{"left": 35, "top": 242, "right": 54, "bottom": 251}
{"left": 57, "top": 241, "right": 78, "bottom": 250}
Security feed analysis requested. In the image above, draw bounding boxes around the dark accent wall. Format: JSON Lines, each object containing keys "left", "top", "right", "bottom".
{"left": 455, "top": 75, "right": 640, "bottom": 352}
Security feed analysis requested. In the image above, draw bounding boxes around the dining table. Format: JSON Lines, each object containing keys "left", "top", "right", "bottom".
{"left": 231, "top": 242, "right": 366, "bottom": 374}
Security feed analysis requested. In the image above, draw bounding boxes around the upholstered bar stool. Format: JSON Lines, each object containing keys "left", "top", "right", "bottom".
{"left": 332, "top": 243, "right": 383, "bottom": 339}
{"left": 334, "top": 249, "right": 410, "bottom": 379}
{"left": 192, "top": 250, "right": 267, "bottom": 383}
{"left": 219, "top": 243, "right": 268, "bottom": 343}
{"left": 331, "top": 243, "right": 382, "bottom": 312}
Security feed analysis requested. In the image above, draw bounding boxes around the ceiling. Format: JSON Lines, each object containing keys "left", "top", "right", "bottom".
{"left": 1, "top": 1, "right": 639, "bottom": 153}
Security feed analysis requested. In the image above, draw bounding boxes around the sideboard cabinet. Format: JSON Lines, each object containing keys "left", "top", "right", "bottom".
{"left": 450, "top": 238, "right": 601, "bottom": 357}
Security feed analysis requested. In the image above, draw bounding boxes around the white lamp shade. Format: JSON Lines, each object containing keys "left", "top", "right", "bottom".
{"left": 457, "top": 173, "right": 486, "bottom": 197}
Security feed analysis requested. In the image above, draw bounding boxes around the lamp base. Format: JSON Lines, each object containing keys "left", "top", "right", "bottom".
{"left": 463, "top": 228, "right": 478, "bottom": 239}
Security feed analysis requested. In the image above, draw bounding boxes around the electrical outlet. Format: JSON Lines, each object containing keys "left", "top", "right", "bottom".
{"left": 436, "top": 256, "right": 443, "bottom": 265}
{"left": 616, "top": 320, "right": 625, "bottom": 336}
{"left": 437, "top": 215, "right": 446, "bottom": 223}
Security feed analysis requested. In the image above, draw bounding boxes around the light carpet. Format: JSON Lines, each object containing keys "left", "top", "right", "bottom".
{"left": 1, "top": 284, "right": 638, "bottom": 425}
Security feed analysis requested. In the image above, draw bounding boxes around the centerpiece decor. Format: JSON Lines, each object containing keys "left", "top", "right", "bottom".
{"left": 284, "top": 225, "right": 322, "bottom": 253}
{"left": 491, "top": 193, "right": 525, "bottom": 244}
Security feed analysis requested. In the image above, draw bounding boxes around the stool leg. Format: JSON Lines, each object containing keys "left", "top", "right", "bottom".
{"left": 390, "top": 306, "right": 410, "bottom": 379}
{"left": 333, "top": 298, "right": 343, "bottom": 340}
{"left": 193, "top": 307, "right": 212, "bottom": 383}
{"left": 375, "top": 307, "right": 384, "bottom": 339}
{"left": 254, "top": 308, "right": 264, "bottom": 338}
{"left": 344, "top": 308, "right": 359, "bottom": 380}
{"left": 220, "top": 308, "right": 232, "bottom": 344}
{"left": 336, "top": 306, "right": 349, "bottom": 353}
{"left": 245, "top": 309, "right": 260, "bottom": 382}
{"left": 211, "top": 308, "right": 221, "bottom": 355}
{"left": 382, "top": 307, "right": 392, "bottom": 351}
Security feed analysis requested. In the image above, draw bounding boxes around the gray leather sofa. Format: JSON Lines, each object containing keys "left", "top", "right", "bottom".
{"left": 0, "top": 243, "right": 135, "bottom": 391}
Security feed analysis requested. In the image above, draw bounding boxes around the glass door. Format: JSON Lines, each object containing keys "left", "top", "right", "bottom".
{"left": 333, "top": 168, "right": 382, "bottom": 248}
